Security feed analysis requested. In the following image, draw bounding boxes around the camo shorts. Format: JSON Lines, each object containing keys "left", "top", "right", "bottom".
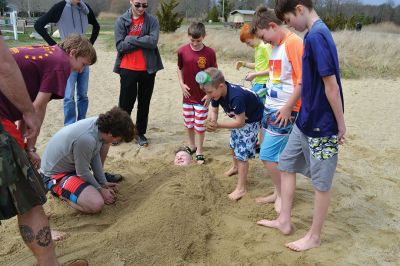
{"left": 0, "top": 123, "right": 47, "bottom": 220}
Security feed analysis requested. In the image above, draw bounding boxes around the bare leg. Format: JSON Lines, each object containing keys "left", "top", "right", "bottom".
{"left": 100, "top": 143, "right": 111, "bottom": 166}
{"left": 258, "top": 128, "right": 264, "bottom": 147}
{"left": 224, "top": 151, "right": 238, "bottom": 176}
{"left": 286, "top": 189, "right": 331, "bottom": 251}
{"left": 186, "top": 128, "right": 196, "bottom": 151}
{"left": 17, "top": 205, "right": 59, "bottom": 266}
{"left": 62, "top": 186, "right": 105, "bottom": 214}
{"left": 195, "top": 131, "right": 205, "bottom": 164}
{"left": 256, "top": 171, "right": 295, "bottom": 235}
{"left": 255, "top": 161, "right": 282, "bottom": 213}
{"left": 228, "top": 160, "right": 248, "bottom": 200}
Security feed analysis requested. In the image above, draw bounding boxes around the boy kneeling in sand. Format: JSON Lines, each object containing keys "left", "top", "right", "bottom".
{"left": 196, "top": 68, "right": 263, "bottom": 200}
{"left": 40, "top": 107, "right": 135, "bottom": 213}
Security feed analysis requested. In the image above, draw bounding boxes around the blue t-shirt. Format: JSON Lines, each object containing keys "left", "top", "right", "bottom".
{"left": 211, "top": 82, "right": 263, "bottom": 123}
{"left": 296, "top": 20, "right": 344, "bottom": 137}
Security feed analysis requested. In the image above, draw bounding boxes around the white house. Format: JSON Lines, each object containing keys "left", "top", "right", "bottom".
{"left": 228, "top": 10, "right": 255, "bottom": 24}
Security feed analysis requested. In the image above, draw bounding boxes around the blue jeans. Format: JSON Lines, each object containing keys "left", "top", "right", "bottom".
{"left": 64, "top": 65, "right": 89, "bottom": 126}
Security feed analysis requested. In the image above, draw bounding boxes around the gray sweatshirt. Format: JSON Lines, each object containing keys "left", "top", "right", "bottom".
{"left": 41, "top": 117, "right": 107, "bottom": 190}
{"left": 34, "top": 0, "right": 100, "bottom": 45}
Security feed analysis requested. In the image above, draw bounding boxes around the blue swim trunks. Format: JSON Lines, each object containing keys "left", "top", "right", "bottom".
{"left": 259, "top": 129, "right": 290, "bottom": 162}
{"left": 251, "top": 83, "right": 266, "bottom": 104}
{"left": 229, "top": 122, "right": 260, "bottom": 161}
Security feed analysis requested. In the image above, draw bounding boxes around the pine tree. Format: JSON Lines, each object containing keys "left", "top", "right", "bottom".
{"left": 208, "top": 5, "right": 219, "bottom": 22}
{"left": 156, "top": 0, "right": 183, "bottom": 33}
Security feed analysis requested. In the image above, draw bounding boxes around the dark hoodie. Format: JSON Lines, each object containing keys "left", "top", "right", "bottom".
{"left": 34, "top": 0, "right": 99, "bottom": 45}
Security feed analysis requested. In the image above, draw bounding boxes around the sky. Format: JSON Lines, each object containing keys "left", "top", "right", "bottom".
{"left": 361, "top": 0, "right": 400, "bottom": 5}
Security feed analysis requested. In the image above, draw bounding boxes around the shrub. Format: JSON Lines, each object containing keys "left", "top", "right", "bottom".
{"left": 156, "top": 0, "right": 183, "bottom": 33}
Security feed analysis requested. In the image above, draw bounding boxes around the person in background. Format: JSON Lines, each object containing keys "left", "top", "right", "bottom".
{"left": 177, "top": 22, "right": 217, "bottom": 164}
{"left": 114, "top": 0, "right": 163, "bottom": 147}
{"left": 35, "top": 0, "right": 100, "bottom": 126}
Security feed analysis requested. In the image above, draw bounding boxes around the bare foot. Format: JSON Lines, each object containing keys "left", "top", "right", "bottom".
{"left": 228, "top": 189, "right": 246, "bottom": 201}
{"left": 274, "top": 196, "right": 282, "bottom": 214}
{"left": 224, "top": 166, "right": 238, "bottom": 177}
{"left": 256, "top": 219, "right": 293, "bottom": 235}
{"left": 51, "top": 230, "right": 68, "bottom": 241}
{"left": 285, "top": 234, "right": 321, "bottom": 251}
{"left": 255, "top": 193, "right": 277, "bottom": 204}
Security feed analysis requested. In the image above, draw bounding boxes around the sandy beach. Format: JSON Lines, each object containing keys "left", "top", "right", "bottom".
{"left": 0, "top": 39, "right": 399, "bottom": 266}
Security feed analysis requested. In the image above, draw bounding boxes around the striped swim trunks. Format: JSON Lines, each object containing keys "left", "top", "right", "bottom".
{"left": 45, "top": 173, "right": 90, "bottom": 204}
{"left": 182, "top": 103, "right": 208, "bottom": 133}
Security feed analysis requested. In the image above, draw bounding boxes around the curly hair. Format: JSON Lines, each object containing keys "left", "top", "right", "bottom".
{"left": 96, "top": 107, "right": 135, "bottom": 142}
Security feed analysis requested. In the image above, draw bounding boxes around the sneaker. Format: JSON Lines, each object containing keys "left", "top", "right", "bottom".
{"left": 104, "top": 172, "right": 123, "bottom": 183}
{"left": 136, "top": 134, "right": 148, "bottom": 146}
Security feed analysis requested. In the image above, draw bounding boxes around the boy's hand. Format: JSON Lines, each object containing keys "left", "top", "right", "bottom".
{"left": 235, "top": 61, "right": 244, "bottom": 70}
{"left": 245, "top": 72, "right": 256, "bottom": 81}
{"left": 201, "top": 95, "right": 211, "bottom": 107}
{"left": 276, "top": 106, "right": 293, "bottom": 128}
{"left": 180, "top": 83, "right": 191, "bottom": 98}
{"left": 206, "top": 120, "right": 218, "bottom": 132}
{"left": 338, "top": 123, "right": 346, "bottom": 145}
{"left": 27, "top": 151, "right": 41, "bottom": 169}
{"left": 103, "top": 182, "right": 118, "bottom": 192}
{"left": 22, "top": 111, "right": 40, "bottom": 140}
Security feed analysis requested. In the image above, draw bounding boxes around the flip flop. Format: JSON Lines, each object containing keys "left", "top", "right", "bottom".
{"left": 196, "top": 154, "right": 205, "bottom": 164}
{"left": 183, "top": 145, "right": 197, "bottom": 155}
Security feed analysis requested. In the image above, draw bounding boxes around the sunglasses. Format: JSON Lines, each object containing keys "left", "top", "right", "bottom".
{"left": 133, "top": 3, "right": 148, "bottom": 8}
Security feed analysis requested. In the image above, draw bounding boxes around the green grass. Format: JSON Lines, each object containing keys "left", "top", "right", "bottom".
{"left": 3, "top": 33, "right": 42, "bottom": 47}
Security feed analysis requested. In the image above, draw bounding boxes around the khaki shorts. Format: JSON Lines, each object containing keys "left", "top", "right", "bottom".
{"left": 278, "top": 125, "right": 338, "bottom": 192}
{"left": 0, "top": 125, "right": 47, "bottom": 220}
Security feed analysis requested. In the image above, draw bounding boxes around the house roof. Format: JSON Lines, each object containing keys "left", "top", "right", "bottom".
{"left": 229, "top": 10, "right": 255, "bottom": 15}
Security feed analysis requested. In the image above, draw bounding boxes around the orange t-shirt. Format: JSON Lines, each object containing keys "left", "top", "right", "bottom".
{"left": 120, "top": 15, "right": 147, "bottom": 71}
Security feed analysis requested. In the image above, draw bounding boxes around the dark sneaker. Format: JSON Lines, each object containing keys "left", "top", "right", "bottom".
{"left": 105, "top": 172, "right": 123, "bottom": 183}
{"left": 136, "top": 134, "right": 148, "bottom": 146}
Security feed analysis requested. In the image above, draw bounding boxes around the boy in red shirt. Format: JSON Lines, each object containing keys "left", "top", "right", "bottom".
{"left": 177, "top": 22, "right": 217, "bottom": 164}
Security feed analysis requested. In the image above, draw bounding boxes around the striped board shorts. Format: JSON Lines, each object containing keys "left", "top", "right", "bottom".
{"left": 182, "top": 103, "right": 208, "bottom": 133}
{"left": 44, "top": 173, "right": 90, "bottom": 204}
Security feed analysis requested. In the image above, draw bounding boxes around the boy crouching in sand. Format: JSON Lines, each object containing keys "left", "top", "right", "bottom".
{"left": 257, "top": 0, "right": 346, "bottom": 251}
{"left": 196, "top": 68, "right": 263, "bottom": 200}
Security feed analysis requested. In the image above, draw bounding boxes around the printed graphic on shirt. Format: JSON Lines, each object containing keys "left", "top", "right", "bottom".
{"left": 197, "top": 56, "right": 207, "bottom": 69}
{"left": 269, "top": 59, "right": 282, "bottom": 84}
{"left": 10, "top": 46, "right": 57, "bottom": 60}
{"left": 130, "top": 23, "right": 143, "bottom": 33}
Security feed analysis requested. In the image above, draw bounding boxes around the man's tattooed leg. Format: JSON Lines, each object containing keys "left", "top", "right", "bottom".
{"left": 36, "top": 226, "right": 51, "bottom": 247}
{"left": 19, "top": 225, "right": 35, "bottom": 243}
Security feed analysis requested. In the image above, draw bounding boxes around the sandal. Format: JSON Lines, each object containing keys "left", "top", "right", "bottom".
{"left": 183, "top": 145, "right": 197, "bottom": 155}
{"left": 196, "top": 154, "right": 205, "bottom": 165}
